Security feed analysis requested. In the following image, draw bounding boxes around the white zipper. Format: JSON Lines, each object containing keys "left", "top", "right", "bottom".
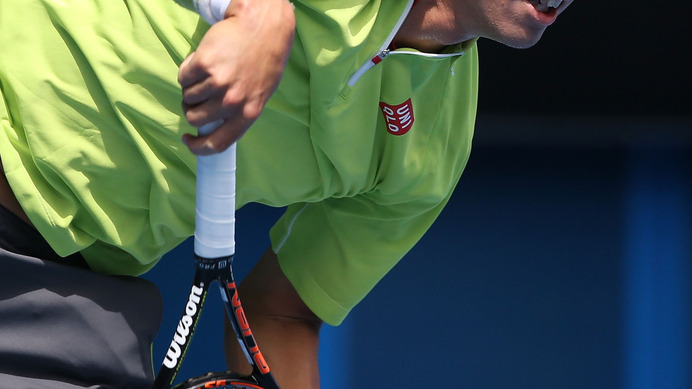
{"left": 346, "top": 0, "right": 415, "bottom": 88}
{"left": 346, "top": 0, "right": 467, "bottom": 87}
{"left": 347, "top": 49, "right": 391, "bottom": 88}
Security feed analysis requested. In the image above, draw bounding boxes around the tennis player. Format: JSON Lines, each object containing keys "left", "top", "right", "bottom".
{"left": 0, "top": 0, "right": 574, "bottom": 387}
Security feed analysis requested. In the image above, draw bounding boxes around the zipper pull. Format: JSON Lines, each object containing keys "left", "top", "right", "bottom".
{"left": 371, "top": 49, "right": 390, "bottom": 65}
{"left": 348, "top": 49, "right": 392, "bottom": 88}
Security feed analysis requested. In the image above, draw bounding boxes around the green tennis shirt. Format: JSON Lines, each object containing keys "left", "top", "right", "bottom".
{"left": 0, "top": 0, "right": 478, "bottom": 324}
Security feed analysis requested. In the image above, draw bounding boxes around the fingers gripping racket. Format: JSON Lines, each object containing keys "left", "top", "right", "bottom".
{"left": 152, "top": 122, "right": 280, "bottom": 389}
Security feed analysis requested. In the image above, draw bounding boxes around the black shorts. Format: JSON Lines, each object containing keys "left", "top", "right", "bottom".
{"left": 0, "top": 205, "right": 162, "bottom": 388}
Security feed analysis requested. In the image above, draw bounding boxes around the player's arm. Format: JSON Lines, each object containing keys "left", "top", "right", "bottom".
{"left": 179, "top": 0, "right": 295, "bottom": 155}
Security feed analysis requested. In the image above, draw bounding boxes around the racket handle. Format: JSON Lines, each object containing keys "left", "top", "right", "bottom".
{"left": 194, "top": 121, "right": 236, "bottom": 259}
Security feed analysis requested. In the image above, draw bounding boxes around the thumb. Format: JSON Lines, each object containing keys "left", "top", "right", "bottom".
{"left": 182, "top": 121, "right": 237, "bottom": 156}
{"left": 182, "top": 133, "right": 217, "bottom": 156}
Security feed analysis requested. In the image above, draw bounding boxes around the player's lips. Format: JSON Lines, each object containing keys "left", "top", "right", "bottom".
{"left": 531, "top": 0, "right": 564, "bottom": 12}
{"left": 526, "top": 0, "right": 568, "bottom": 26}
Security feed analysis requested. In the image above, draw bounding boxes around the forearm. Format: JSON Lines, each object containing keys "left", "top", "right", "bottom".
{"left": 223, "top": 0, "right": 295, "bottom": 25}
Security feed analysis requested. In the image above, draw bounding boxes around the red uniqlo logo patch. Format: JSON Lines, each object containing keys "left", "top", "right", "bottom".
{"left": 379, "top": 99, "right": 414, "bottom": 136}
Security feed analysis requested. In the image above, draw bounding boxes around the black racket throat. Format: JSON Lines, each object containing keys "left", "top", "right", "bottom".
{"left": 152, "top": 254, "right": 280, "bottom": 389}
{"left": 195, "top": 254, "right": 235, "bottom": 274}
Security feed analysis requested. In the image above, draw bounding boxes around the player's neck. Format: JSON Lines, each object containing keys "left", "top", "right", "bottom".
{"left": 393, "top": 0, "right": 472, "bottom": 53}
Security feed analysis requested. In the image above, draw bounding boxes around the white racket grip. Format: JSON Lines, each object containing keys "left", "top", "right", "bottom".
{"left": 194, "top": 121, "right": 236, "bottom": 259}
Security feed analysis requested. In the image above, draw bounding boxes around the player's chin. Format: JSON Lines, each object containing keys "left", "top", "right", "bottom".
{"left": 491, "top": 27, "right": 547, "bottom": 49}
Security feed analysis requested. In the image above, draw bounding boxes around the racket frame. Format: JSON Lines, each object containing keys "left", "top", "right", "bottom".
{"left": 152, "top": 253, "right": 280, "bottom": 389}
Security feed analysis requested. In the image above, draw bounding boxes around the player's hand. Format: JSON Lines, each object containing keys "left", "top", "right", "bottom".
{"left": 179, "top": 0, "right": 295, "bottom": 155}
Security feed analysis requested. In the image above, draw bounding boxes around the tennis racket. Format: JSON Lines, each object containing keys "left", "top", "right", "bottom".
{"left": 151, "top": 122, "right": 280, "bottom": 389}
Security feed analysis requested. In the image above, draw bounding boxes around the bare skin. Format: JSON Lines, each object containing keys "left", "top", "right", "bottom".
{"left": 394, "top": 0, "right": 574, "bottom": 51}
